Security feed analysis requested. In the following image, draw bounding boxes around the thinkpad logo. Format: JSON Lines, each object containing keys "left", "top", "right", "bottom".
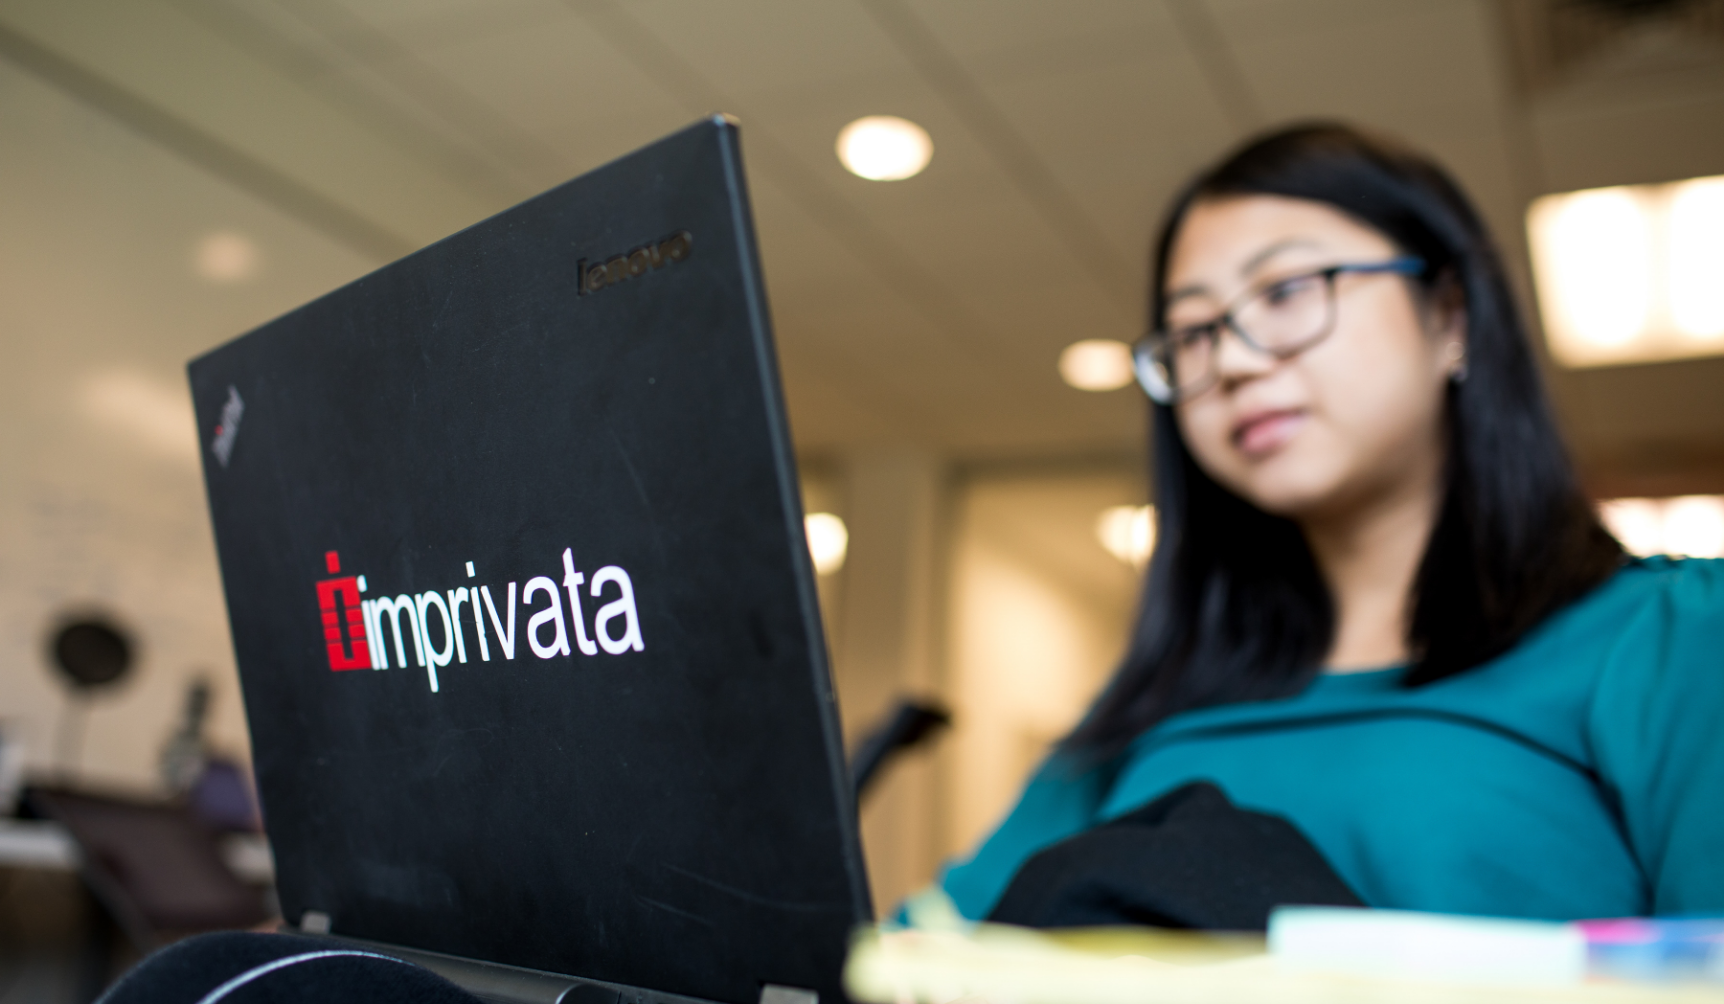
{"left": 578, "top": 230, "right": 692, "bottom": 295}
{"left": 210, "top": 386, "right": 244, "bottom": 468}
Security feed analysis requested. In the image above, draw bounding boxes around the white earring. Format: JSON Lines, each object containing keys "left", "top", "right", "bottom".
{"left": 1445, "top": 341, "right": 1468, "bottom": 383}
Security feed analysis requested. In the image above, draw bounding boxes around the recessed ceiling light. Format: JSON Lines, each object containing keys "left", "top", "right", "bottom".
{"left": 836, "top": 116, "right": 932, "bottom": 181}
{"left": 1663, "top": 496, "right": 1724, "bottom": 558}
{"left": 1528, "top": 173, "right": 1724, "bottom": 367}
{"left": 195, "top": 231, "right": 260, "bottom": 283}
{"left": 1598, "top": 495, "right": 1724, "bottom": 558}
{"left": 1096, "top": 505, "right": 1156, "bottom": 569}
{"left": 1059, "top": 339, "right": 1134, "bottom": 391}
{"left": 1597, "top": 498, "right": 1664, "bottom": 557}
{"left": 804, "top": 512, "right": 849, "bottom": 575}
{"left": 1669, "top": 178, "right": 1724, "bottom": 340}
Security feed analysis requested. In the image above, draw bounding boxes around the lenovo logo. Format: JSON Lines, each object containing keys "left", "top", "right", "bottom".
{"left": 314, "top": 549, "right": 645, "bottom": 692}
{"left": 577, "top": 230, "right": 692, "bottom": 296}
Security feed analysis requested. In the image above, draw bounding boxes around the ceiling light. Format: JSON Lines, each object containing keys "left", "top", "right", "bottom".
{"left": 836, "top": 116, "right": 932, "bottom": 181}
{"left": 1096, "top": 505, "right": 1155, "bottom": 569}
{"left": 195, "top": 231, "right": 260, "bottom": 283}
{"left": 804, "top": 512, "right": 849, "bottom": 575}
{"left": 1528, "top": 173, "right": 1724, "bottom": 367}
{"left": 1059, "top": 339, "right": 1135, "bottom": 391}
{"left": 1598, "top": 496, "right": 1724, "bottom": 559}
{"left": 1668, "top": 178, "right": 1724, "bottom": 340}
{"left": 1662, "top": 496, "right": 1724, "bottom": 558}
{"left": 1597, "top": 498, "right": 1664, "bottom": 557}
{"left": 1533, "top": 189, "right": 1651, "bottom": 348}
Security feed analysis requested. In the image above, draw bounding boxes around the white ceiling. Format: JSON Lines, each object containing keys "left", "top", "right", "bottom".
{"left": 1, "top": 0, "right": 1721, "bottom": 467}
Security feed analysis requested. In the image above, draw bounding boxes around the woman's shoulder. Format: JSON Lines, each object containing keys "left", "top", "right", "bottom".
{"left": 1605, "top": 553, "right": 1724, "bottom": 591}
{"left": 1580, "top": 555, "right": 1724, "bottom": 681}
{"left": 1632, "top": 553, "right": 1724, "bottom": 603}
{"left": 1394, "top": 557, "right": 1722, "bottom": 725}
{"left": 1578, "top": 557, "right": 1724, "bottom": 914}
{"left": 1520, "top": 555, "right": 1724, "bottom": 759}
{"left": 1583, "top": 552, "right": 1720, "bottom": 597}
{"left": 1518, "top": 555, "right": 1723, "bottom": 655}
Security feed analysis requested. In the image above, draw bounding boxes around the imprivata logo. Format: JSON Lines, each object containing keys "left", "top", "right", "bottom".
{"left": 314, "top": 549, "right": 645, "bottom": 693}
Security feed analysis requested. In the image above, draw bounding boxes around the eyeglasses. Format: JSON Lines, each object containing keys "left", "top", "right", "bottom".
{"left": 1132, "top": 257, "right": 1426, "bottom": 404}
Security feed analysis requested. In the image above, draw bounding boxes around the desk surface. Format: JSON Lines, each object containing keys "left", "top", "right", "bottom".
{"left": 0, "top": 818, "right": 274, "bottom": 883}
{"left": 847, "top": 926, "right": 1724, "bottom": 1004}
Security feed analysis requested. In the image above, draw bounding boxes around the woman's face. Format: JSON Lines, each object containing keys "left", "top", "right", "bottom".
{"left": 1165, "top": 195, "right": 1463, "bottom": 523}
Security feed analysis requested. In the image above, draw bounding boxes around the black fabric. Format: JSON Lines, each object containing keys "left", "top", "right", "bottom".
{"left": 986, "top": 782, "right": 1363, "bottom": 931}
{"left": 97, "top": 932, "right": 483, "bottom": 1004}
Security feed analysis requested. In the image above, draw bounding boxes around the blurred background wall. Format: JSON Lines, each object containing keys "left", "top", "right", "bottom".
{"left": 1, "top": 0, "right": 1721, "bottom": 923}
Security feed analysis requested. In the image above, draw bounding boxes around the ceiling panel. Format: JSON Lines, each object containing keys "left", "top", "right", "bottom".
{"left": 1533, "top": 88, "right": 1724, "bottom": 192}
{"left": 3, "top": 0, "right": 504, "bottom": 249}
{"left": 1207, "top": 0, "right": 1454, "bottom": 44}
{"left": 1223, "top": 3, "right": 1503, "bottom": 120}
{"left": 0, "top": 0, "right": 1716, "bottom": 475}
{"left": 329, "top": 0, "right": 566, "bottom": 38}
{"left": 176, "top": 0, "right": 539, "bottom": 204}
{"left": 259, "top": 0, "right": 574, "bottom": 186}
{"left": 900, "top": 0, "right": 1182, "bottom": 62}
{"left": 354, "top": 11, "right": 693, "bottom": 176}
{"left": 623, "top": 0, "right": 906, "bottom": 104}
{"left": 975, "top": 53, "right": 1240, "bottom": 253}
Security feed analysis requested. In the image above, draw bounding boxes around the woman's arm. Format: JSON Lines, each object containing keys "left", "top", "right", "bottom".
{"left": 1590, "top": 558, "right": 1724, "bottom": 915}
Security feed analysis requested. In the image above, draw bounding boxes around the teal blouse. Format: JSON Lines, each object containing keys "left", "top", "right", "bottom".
{"left": 941, "top": 557, "right": 1724, "bottom": 921}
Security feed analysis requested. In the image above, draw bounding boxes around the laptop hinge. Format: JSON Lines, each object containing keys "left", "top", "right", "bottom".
{"left": 758, "top": 985, "right": 818, "bottom": 1004}
{"left": 288, "top": 929, "right": 730, "bottom": 1004}
{"left": 299, "top": 910, "right": 332, "bottom": 934}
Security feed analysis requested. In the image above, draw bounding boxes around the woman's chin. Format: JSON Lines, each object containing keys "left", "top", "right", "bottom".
{"left": 1229, "top": 467, "right": 1345, "bottom": 521}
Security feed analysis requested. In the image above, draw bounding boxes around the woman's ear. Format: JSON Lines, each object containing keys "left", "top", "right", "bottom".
{"left": 1425, "top": 272, "right": 1468, "bottom": 381}
{"left": 1442, "top": 336, "right": 1468, "bottom": 383}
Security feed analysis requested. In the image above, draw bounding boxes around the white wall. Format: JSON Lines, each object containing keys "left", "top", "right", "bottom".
{"left": 0, "top": 58, "right": 374, "bottom": 793}
{"left": 941, "top": 468, "right": 1144, "bottom": 864}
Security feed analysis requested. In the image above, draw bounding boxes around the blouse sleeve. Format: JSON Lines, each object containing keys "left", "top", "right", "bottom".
{"left": 938, "top": 754, "right": 1111, "bottom": 920}
{"left": 1589, "top": 558, "right": 1724, "bottom": 915}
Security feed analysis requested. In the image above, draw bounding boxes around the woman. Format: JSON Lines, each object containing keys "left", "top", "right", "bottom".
{"left": 940, "top": 123, "right": 1724, "bottom": 922}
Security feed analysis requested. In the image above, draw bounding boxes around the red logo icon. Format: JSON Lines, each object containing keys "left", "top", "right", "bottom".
{"left": 316, "top": 551, "right": 371, "bottom": 671}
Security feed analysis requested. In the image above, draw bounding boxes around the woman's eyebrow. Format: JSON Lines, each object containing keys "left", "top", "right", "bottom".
{"left": 1239, "top": 238, "right": 1319, "bottom": 277}
{"left": 1164, "top": 283, "right": 1208, "bottom": 305}
{"left": 1163, "top": 238, "right": 1322, "bottom": 305}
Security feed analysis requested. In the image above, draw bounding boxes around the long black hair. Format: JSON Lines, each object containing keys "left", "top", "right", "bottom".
{"left": 1064, "top": 123, "right": 1623, "bottom": 759}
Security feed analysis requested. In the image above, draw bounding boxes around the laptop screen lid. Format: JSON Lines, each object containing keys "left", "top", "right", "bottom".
{"left": 188, "top": 117, "right": 870, "bottom": 1004}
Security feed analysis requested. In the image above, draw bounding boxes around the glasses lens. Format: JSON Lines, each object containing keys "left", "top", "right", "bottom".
{"left": 1137, "top": 327, "right": 1216, "bottom": 403}
{"left": 1233, "top": 272, "right": 1335, "bottom": 354}
{"left": 1133, "top": 338, "right": 1177, "bottom": 402}
{"left": 1169, "top": 326, "right": 1216, "bottom": 398}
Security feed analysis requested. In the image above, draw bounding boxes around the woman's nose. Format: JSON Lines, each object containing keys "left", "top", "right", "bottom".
{"left": 1212, "top": 323, "right": 1277, "bottom": 387}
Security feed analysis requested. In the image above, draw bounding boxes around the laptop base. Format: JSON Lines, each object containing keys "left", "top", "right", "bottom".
{"left": 298, "top": 930, "right": 816, "bottom": 1004}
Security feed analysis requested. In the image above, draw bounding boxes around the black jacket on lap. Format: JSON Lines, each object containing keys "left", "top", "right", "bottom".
{"left": 986, "top": 781, "right": 1363, "bottom": 931}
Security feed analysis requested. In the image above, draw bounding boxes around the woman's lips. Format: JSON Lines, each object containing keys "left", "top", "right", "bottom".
{"left": 1232, "top": 408, "right": 1306, "bottom": 457}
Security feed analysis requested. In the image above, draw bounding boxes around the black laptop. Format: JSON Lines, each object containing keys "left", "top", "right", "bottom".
{"left": 188, "top": 117, "right": 871, "bottom": 1004}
